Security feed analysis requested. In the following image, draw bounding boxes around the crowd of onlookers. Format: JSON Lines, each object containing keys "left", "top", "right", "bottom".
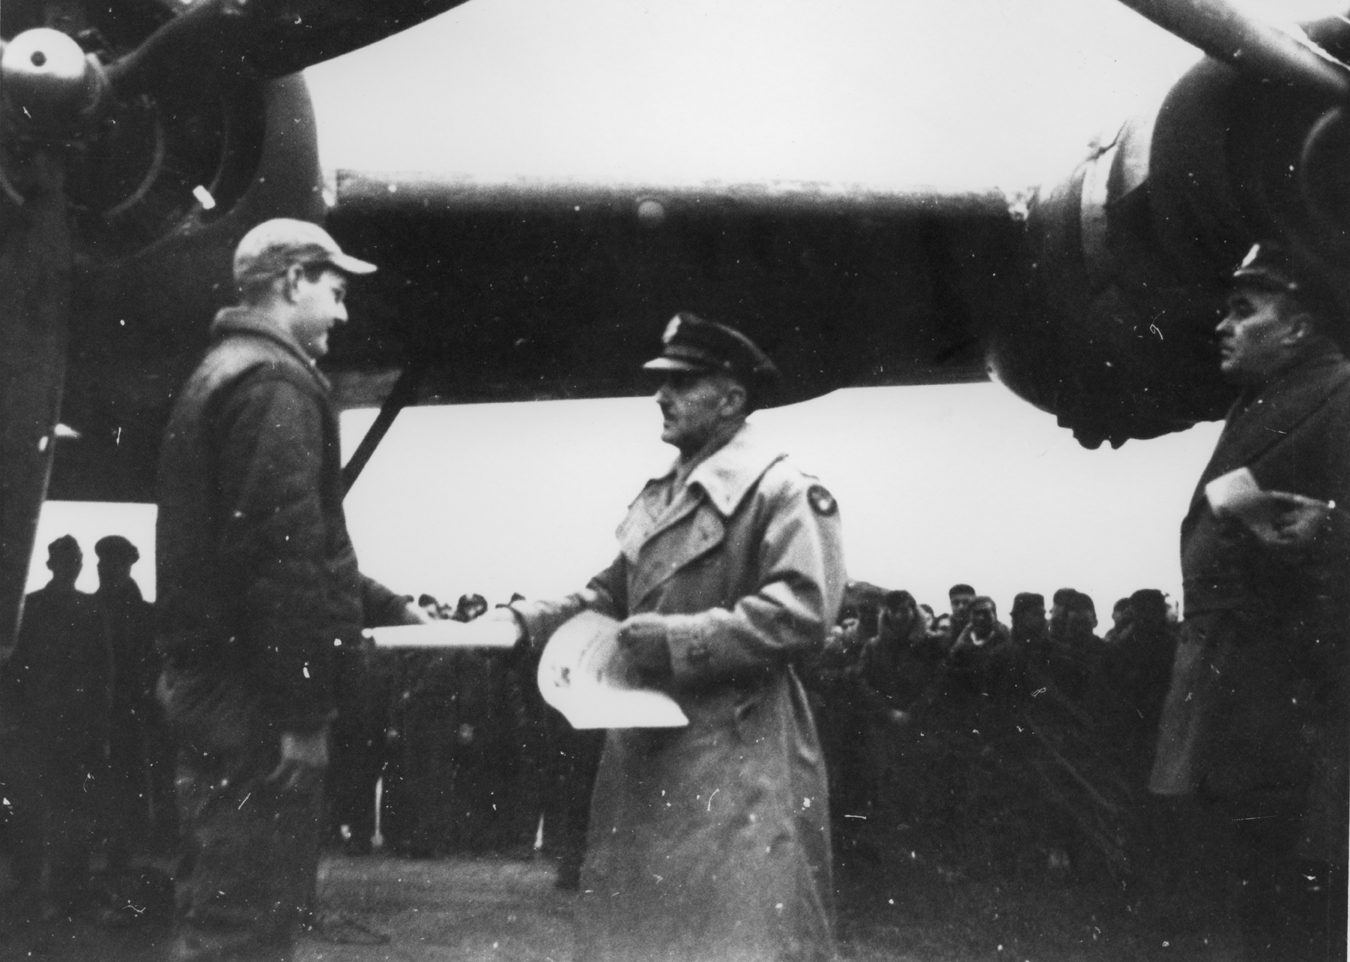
{"left": 328, "top": 590, "right": 603, "bottom": 893}
{"left": 806, "top": 582, "right": 1181, "bottom": 884}
{"left": 323, "top": 578, "right": 1189, "bottom": 893}
{"left": 0, "top": 537, "right": 1184, "bottom": 922}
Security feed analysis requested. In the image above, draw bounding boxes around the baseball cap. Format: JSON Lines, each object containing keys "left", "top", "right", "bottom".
{"left": 233, "top": 218, "right": 377, "bottom": 287}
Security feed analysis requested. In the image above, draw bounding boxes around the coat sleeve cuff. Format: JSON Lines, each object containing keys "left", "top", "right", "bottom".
{"left": 665, "top": 613, "right": 716, "bottom": 686}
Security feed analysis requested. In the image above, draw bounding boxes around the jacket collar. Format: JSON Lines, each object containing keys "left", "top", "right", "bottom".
{"left": 210, "top": 306, "right": 330, "bottom": 391}
{"left": 674, "top": 421, "right": 787, "bottom": 517}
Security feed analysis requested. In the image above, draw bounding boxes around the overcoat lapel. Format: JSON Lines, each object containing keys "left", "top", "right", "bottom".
{"left": 616, "top": 481, "right": 701, "bottom": 564}
{"left": 616, "top": 424, "right": 786, "bottom": 608}
{"left": 628, "top": 507, "right": 726, "bottom": 608}
{"left": 1188, "top": 356, "right": 1350, "bottom": 510}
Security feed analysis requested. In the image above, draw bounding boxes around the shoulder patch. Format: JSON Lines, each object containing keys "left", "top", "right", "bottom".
{"left": 807, "top": 484, "right": 837, "bottom": 517}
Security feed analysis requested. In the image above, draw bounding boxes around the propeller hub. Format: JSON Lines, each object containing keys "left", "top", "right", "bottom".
{"left": 1, "top": 28, "right": 95, "bottom": 133}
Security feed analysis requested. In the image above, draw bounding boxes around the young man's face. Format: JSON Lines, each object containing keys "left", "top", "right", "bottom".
{"left": 1215, "top": 287, "right": 1304, "bottom": 383}
{"left": 970, "top": 601, "right": 996, "bottom": 634}
{"left": 879, "top": 601, "right": 916, "bottom": 637}
{"left": 1066, "top": 608, "right": 1097, "bottom": 641}
{"left": 1013, "top": 601, "right": 1046, "bottom": 635}
{"left": 288, "top": 266, "right": 349, "bottom": 360}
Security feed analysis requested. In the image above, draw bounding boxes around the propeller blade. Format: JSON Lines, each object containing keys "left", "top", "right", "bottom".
{"left": 1115, "top": 0, "right": 1350, "bottom": 100}
{"left": 0, "top": 150, "right": 72, "bottom": 651}
{"left": 107, "top": 0, "right": 474, "bottom": 98}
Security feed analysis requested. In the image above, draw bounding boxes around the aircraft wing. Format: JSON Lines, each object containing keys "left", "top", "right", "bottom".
{"left": 49, "top": 170, "right": 1017, "bottom": 504}
{"left": 321, "top": 172, "right": 1016, "bottom": 407}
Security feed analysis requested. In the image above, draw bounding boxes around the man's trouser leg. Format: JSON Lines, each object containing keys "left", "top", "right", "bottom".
{"left": 166, "top": 674, "right": 323, "bottom": 962}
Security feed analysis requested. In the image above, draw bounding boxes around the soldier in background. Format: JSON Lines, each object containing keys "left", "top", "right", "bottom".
{"left": 943, "top": 595, "right": 1016, "bottom": 719}
{"left": 93, "top": 535, "right": 174, "bottom": 880}
{"left": 2, "top": 536, "right": 109, "bottom": 918}
{"left": 1009, "top": 592, "right": 1049, "bottom": 650}
{"left": 942, "top": 583, "right": 976, "bottom": 650}
{"left": 1046, "top": 587, "right": 1077, "bottom": 645}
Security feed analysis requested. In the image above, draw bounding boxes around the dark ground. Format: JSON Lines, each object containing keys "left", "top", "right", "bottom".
{"left": 0, "top": 847, "right": 1249, "bottom": 962}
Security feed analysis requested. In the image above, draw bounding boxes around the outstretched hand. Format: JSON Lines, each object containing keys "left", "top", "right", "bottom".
{"left": 401, "top": 601, "right": 435, "bottom": 625}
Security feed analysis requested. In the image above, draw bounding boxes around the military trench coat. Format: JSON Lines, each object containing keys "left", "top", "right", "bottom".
{"left": 515, "top": 423, "right": 846, "bottom": 962}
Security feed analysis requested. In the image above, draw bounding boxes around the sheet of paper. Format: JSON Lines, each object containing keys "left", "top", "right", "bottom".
{"left": 366, "top": 620, "right": 519, "bottom": 649}
{"left": 537, "top": 610, "right": 688, "bottom": 729}
{"left": 1204, "top": 467, "right": 1261, "bottom": 515}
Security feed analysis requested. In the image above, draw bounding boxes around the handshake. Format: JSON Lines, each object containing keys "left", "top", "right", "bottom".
{"left": 367, "top": 606, "right": 523, "bottom": 649}
{"left": 367, "top": 608, "right": 673, "bottom": 675}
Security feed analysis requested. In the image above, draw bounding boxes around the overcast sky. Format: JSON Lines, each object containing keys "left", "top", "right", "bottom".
{"left": 33, "top": 386, "right": 1222, "bottom": 622}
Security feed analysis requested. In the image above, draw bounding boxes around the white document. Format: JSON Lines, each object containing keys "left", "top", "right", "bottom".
{"left": 1204, "top": 467, "right": 1263, "bottom": 515}
{"left": 1203, "top": 466, "right": 1334, "bottom": 533}
{"left": 366, "top": 620, "right": 519, "bottom": 649}
{"left": 537, "top": 611, "right": 689, "bottom": 730}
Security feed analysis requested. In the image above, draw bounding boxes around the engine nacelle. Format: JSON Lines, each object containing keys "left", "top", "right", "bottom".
{"left": 987, "top": 17, "right": 1350, "bottom": 448}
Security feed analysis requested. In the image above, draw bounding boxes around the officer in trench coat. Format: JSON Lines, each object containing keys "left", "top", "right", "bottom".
{"left": 490, "top": 313, "right": 847, "bottom": 962}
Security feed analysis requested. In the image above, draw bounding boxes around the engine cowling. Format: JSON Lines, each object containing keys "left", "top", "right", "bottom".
{"left": 987, "top": 17, "right": 1350, "bottom": 448}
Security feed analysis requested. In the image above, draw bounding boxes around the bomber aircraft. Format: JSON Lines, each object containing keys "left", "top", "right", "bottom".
{"left": 1, "top": 0, "right": 1350, "bottom": 659}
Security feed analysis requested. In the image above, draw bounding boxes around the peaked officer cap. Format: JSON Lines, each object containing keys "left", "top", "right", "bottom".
{"left": 642, "top": 312, "right": 780, "bottom": 387}
{"left": 1232, "top": 241, "right": 1339, "bottom": 318}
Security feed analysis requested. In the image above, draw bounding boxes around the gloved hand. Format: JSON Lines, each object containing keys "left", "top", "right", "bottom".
{"left": 268, "top": 725, "right": 330, "bottom": 793}
{"left": 1226, "top": 489, "right": 1333, "bottom": 556}
{"left": 400, "top": 600, "right": 435, "bottom": 625}
{"left": 617, "top": 613, "right": 673, "bottom": 678}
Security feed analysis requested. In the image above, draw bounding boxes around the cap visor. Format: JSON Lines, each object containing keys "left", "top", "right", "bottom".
{"left": 328, "top": 251, "right": 378, "bottom": 275}
{"left": 642, "top": 357, "right": 712, "bottom": 372}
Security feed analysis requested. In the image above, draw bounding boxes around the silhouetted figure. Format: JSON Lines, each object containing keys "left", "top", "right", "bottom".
{"left": 3, "top": 536, "right": 110, "bottom": 917}
{"left": 94, "top": 535, "right": 175, "bottom": 882}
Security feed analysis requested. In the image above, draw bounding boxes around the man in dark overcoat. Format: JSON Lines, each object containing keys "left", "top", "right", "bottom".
{"left": 1149, "top": 241, "right": 1350, "bottom": 961}
{"left": 489, "top": 313, "right": 846, "bottom": 962}
{"left": 2, "top": 535, "right": 108, "bottom": 916}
